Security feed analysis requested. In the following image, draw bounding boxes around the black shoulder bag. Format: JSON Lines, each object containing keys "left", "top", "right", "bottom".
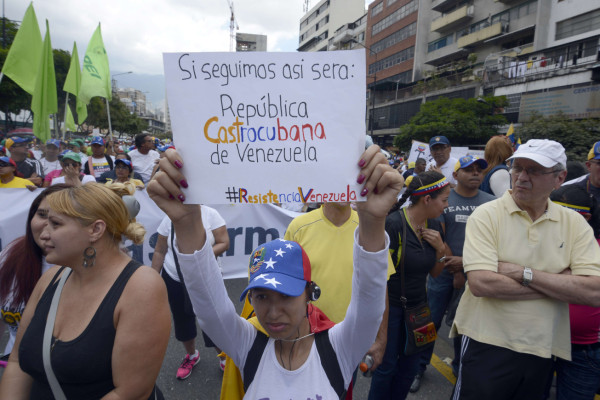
{"left": 399, "top": 210, "right": 438, "bottom": 355}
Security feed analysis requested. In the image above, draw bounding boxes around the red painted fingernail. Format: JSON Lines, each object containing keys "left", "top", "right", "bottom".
{"left": 357, "top": 174, "right": 365, "bottom": 184}
{"left": 180, "top": 179, "right": 188, "bottom": 188}
{"left": 361, "top": 188, "right": 369, "bottom": 197}
{"left": 358, "top": 159, "right": 366, "bottom": 168}
{"left": 174, "top": 160, "right": 183, "bottom": 169}
{"left": 178, "top": 194, "right": 185, "bottom": 202}
{"left": 169, "top": 194, "right": 175, "bottom": 200}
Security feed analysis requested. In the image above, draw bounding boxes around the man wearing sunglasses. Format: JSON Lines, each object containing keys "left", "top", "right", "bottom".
{"left": 5, "top": 137, "right": 43, "bottom": 187}
{"left": 0, "top": 156, "right": 35, "bottom": 189}
{"left": 450, "top": 139, "right": 600, "bottom": 400}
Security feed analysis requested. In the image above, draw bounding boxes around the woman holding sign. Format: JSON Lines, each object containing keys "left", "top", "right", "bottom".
{"left": 147, "top": 146, "right": 403, "bottom": 398}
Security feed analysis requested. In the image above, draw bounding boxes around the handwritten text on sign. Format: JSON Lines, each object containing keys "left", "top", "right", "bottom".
{"left": 163, "top": 51, "right": 366, "bottom": 204}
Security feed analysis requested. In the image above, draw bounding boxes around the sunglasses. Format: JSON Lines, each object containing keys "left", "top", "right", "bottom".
{"left": 0, "top": 162, "right": 12, "bottom": 168}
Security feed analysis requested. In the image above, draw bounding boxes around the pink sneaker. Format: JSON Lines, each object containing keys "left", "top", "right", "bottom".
{"left": 176, "top": 352, "right": 200, "bottom": 380}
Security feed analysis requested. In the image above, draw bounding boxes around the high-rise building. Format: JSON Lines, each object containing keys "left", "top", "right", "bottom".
{"left": 298, "top": 0, "right": 365, "bottom": 52}
{"left": 236, "top": 33, "right": 267, "bottom": 51}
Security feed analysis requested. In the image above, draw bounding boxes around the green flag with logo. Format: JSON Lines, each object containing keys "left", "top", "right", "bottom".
{"left": 65, "top": 104, "right": 77, "bottom": 132}
{"left": 78, "top": 23, "right": 111, "bottom": 104}
{"left": 31, "top": 20, "right": 57, "bottom": 142}
{"left": 63, "top": 42, "right": 88, "bottom": 124}
{"left": 1, "top": 3, "right": 42, "bottom": 94}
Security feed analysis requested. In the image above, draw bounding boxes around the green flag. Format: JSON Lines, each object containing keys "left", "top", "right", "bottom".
{"left": 79, "top": 23, "right": 111, "bottom": 104}
{"left": 31, "top": 20, "right": 58, "bottom": 142}
{"left": 65, "top": 104, "right": 77, "bottom": 132}
{"left": 1, "top": 3, "right": 42, "bottom": 94}
{"left": 63, "top": 42, "right": 88, "bottom": 124}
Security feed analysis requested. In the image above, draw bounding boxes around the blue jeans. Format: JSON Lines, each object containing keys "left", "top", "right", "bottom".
{"left": 368, "top": 305, "right": 421, "bottom": 400}
{"left": 556, "top": 345, "right": 600, "bottom": 400}
{"left": 418, "top": 269, "right": 455, "bottom": 374}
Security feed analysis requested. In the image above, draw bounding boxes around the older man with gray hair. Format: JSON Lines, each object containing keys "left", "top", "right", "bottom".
{"left": 450, "top": 139, "right": 600, "bottom": 400}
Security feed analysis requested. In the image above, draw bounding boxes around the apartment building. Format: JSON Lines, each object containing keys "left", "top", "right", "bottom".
{"left": 298, "top": 0, "right": 365, "bottom": 52}
{"left": 367, "top": 0, "right": 600, "bottom": 144}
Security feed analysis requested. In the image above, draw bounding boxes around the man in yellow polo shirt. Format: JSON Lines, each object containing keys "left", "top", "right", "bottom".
{"left": 451, "top": 139, "right": 600, "bottom": 400}
{"left": 0, "top": 156, "right": 35, "bottom": 189}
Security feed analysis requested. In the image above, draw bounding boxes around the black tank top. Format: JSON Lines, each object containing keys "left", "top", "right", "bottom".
{"left": 19, "top": 260, "right": 161, "bottom": 400}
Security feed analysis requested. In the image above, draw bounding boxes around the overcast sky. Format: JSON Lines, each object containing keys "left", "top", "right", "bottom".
{"left": 5, "top": 0, "right": 373, "bottom": 76}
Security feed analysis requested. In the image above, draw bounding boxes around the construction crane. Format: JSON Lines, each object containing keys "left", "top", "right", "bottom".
{"left": 303, "top": 0, "right": 311, "bottom": 13}
{"left": 225, "top": 0, "right": 240, "bottom": 51}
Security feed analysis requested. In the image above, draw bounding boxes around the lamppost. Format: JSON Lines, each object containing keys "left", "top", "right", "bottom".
{"left": 351, "top": 39, "right": 378, "bottom": 138}
{"left": 111, "top": 71, "right": 133, "bottom": 93}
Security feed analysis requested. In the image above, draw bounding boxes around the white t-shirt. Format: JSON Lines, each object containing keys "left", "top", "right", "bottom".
{"left": 51, "top": 174, "right": 96, "bottom": 185}
{"left": 128, "top": 149, "right": 160, "bottom": 183}
{"left": 88, "top": 155, "right": 115, "bottom": 178}
{"left": 428, "top": 156, "right": 458, "bottom": 185}
{"left": 175, "top": 230, "right": 389, "bottom": 398}
{"left": 39, "top": 158, "right": 61, "bottom": 176}
{"left": 157, "top": 205, "right": 226, "bottom": 282}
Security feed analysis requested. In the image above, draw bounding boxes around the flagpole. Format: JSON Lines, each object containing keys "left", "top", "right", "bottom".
{"left": 63, "top": 93, "right": 69, "bottom": 140}
{"left": 105, "top": 97, "right": 113, "bottom": 141}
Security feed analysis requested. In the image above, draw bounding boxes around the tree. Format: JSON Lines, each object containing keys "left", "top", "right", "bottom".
{"left": 86, "top": 96, "right": 148, "bottom": 136}
{"left": 0, "top": 18, "right": 31, "bottom": 132}
{"left": 517, "top": 112, "right": 600, "bottom": 161}
{"left": 393, "top": 96, "right": 509, "bottom": 150}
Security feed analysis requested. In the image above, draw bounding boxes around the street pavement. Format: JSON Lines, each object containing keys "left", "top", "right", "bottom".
{"left": 1, "top": 277, "right": 568, "bottom": 399}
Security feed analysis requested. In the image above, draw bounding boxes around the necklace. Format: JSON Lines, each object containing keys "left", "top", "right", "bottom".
{"left": 276, "top": 332, "right": 315, "bottom": 342}
{"left": 405, "top": 208, "right": 425, "bottom": 238}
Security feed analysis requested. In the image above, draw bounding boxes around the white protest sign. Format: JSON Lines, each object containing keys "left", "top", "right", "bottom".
{"left": 163, "top": 50, "right": 366, "bottom": 204}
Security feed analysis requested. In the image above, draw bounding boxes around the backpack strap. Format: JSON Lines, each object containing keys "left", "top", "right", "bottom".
{"left": 243, "top": 330, "right": 269, "bottom": 392}
{"left": 242, "top": 329, "right": 346, "bottom": 399}
{"left": 315, "top": 330, "right": 347, "bottom": 399}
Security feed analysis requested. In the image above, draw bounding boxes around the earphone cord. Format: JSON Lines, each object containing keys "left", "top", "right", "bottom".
{"left": 277, "top": 328, "right": 316, "bottom": 370}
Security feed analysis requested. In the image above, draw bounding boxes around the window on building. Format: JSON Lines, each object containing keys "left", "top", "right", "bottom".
{"left": 372, "top": 2, "right": 383, "bottom": 17}
{"left": 368, "top": 46, "right": 415, "bottom": 74}
{"left": 371, "top": 22, "right": 417, "bottom": 53}
{"left": 556, "top": 9, "right": 600, "bottom": 40}
{"left": 428, "top": 34, "right": 454, "bottom": 52}
{"left": 371, "top": 0, "right": 418, "bottom": 36}
{"left": 387, "top": 0, "right": 398, "bottom": 6}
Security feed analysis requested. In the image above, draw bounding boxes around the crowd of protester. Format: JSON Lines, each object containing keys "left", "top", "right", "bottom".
{"left": 1, "top": 130, "right": 600, "bottom": 400}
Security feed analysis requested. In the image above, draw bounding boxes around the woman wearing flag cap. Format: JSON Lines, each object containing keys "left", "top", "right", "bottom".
{"left": 147, "top": 145, "right": 403, "bottom": 398}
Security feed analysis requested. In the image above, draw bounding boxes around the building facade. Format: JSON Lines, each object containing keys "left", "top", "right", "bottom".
{"left": 298, "top": 0, "right": 365, "bottom": 52}
{"left": 236, "top": 33, "right": 267, "bottom": 51}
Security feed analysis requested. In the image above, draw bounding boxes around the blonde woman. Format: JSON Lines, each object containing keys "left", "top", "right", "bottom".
{"left": 0, "top": 183, "right": 170, "bottom": 399}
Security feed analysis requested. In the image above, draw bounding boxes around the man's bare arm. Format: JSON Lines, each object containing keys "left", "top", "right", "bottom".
{"left": 467, "top": 269, "right": 546, "bottom": 300}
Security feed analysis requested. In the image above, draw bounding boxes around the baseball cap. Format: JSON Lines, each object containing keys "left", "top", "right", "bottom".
{"left": 587, "top": 141, "right": 600, "bottom": 161}
{"left": 115, "top": 158, "right": 133, "bottom": 170}
{"left": 75, "top": 139, "right": 85, "bottom": 147}
{"left": 91, "top": 136, "right": 105, "bottom": 146}
{"left": 46, "top": 139, "right": 61, "bottom": 148}
{"left": 61, "top": 151, "right": 82, "bottom": 164}
{"left": 239, "top": 239, "right": 312, "bottom": 302}
{"left": 158, "top": 144, "right": 175, "bottom": 152}
{"left": 507, "top": 139, "right": 566, "bottom": 169}
{"left": 0, "top": 156, "right": 17, "bottom": 168}
{"left": 5, "top": 136, "right": 31, "bottom": 150}
{"left": 68, "top": 140, "right": 80, "bottom": 148}
{"left": 454, "top": 155, "right": 488, "bottom": 172}
{"left": 429, "top": 136, "right": 451, "bottom": 147}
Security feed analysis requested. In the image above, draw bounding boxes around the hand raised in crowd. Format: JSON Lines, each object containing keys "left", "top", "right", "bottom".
{"left": 147, "top": 148, "right": 197, "bottom": 224}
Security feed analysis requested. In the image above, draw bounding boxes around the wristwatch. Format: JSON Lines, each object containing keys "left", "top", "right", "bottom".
{"left": 437, "top": 255, "right": 446, "bottom": 263}
{"left": 522, "top": 267, "right": 533, "bottom": 287}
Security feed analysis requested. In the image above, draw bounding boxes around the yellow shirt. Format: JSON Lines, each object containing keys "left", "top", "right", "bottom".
{"left": 451, "top": 191, "right": 600, "bottom": 360}
{"left": 0, "top": 177, "right": 34, "bottom": 188}
{"left": 284, "top": 206, "right": 395, "bottom": 323}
